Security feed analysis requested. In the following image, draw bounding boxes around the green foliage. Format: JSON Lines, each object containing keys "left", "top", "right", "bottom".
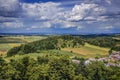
{"left": 0, "top": 55, "right": 120, "bottom": 80}
{"left": 37, "top": 56, "right": 49, "bottom": 64}
{"left": 48, "top": 56, "right": 75, "bottom": 80}
{"left": 27, "top": 64, "right": 49, "bottom": 80}
{"left": 74, "top": 74, "right": 88, "bottom": 80}
{"left": 112, "top": 46, "right": 120, "bottom": 51}
{"left": 84, "top": 61, "right": 116, "bottom": 80}
{"left": 20, "top": 44, "right": 36, "bottom": 53}
{"left": 108, "top": 49, "right": 113, "bottom": 55}
{"left": 87, "top": 37, "right": 117, "bottom": 48}
{"left": 7, "top": 46, "right": 21, "bottom": 56}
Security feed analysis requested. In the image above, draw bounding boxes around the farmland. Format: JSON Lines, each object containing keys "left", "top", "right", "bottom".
{"left": 0, "top": 35, "right": 112, "bottom": 59}
{"left": 0, "top": 36, "right": 47, "bottom": 55}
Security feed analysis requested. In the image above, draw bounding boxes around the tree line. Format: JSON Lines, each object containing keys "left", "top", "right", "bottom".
{"left": 86, "top": 37, "right": 120, "bottom": 51}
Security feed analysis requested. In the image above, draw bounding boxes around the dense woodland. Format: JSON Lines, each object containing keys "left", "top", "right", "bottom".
{"left": 0, "top": 55, "right": 120, "bottom": 80}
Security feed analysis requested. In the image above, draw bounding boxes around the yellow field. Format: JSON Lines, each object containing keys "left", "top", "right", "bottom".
{"left": 61, "top": 43, "right": 110, "bottom": 58}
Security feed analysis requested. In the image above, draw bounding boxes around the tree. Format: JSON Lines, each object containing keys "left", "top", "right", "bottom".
{"left": 109, "top": 48, "right": 113, "bottom": 55}
{"left": 48, "top": 56, "right": 75, "bottom": 80}
{"left": 84, "top": 61, "right": 114, "bottom": 80}
{"left": 26, "top": 64, "right": 49, "bottom": 80}
{"left": 7, "top": 46, "right": 21, "bottom": 56}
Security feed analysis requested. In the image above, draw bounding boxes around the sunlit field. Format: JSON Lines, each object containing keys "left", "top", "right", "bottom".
{"left": 62, "top": 43, "right": 109, "bottom": 58}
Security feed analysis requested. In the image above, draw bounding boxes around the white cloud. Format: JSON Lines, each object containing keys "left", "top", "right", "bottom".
{"left": 22, "top": 2, "right": 63, "bottom": 20}
{"left": 66, "top": 3, "right": 106, "bottom": 21}
{"left": 1, "top": 21, "right": 24, "bottom": 28}
{"left": 0, "top": 0, "right": 19, "bottom": 11}
{"left": 26, "top": 22, "right": 51, "bottom": 30}
{"left": 105, "top": 0, "right": 112, "bottom": 4}
{"left": 101, "top": 25, "right": 113, "bottom": 30}
{"left": 21, "top": 2, "right": 108, "bottom": 30}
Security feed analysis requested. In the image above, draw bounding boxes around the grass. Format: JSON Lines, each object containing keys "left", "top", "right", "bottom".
{"left": 61, "top": 43, "right": 110, "bottom": 58}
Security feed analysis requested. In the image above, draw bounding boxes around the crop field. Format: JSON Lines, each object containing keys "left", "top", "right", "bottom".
{"left": 62, "top": 43, "right": 110, "bottom": 58}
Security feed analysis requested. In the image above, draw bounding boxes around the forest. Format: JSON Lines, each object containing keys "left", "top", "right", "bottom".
{"left": 0, "top": 55, "right": 120, "bottom": 80}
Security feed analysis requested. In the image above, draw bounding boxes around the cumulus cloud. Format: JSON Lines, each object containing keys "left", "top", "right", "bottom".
{"left": 22, "top": 2, "right": 63, "bottom": 20}
{"left": 0, "top": 0, "right": 119, "bottom": 33}
{"left": 66, "top": 3, "right": 106, "bottom": 22}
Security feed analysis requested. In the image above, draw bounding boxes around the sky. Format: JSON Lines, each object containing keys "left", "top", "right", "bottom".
{"left": 0, "top": 0, "right": 120, "bottom": 34}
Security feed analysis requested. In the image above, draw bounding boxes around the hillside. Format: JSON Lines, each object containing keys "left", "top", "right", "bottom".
{"left": 6, "top": 35, "right": 114, "bottom": 58}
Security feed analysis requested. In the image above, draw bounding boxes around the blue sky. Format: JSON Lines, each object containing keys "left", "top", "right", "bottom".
{"left": 0, "top": 0, "right": 120, "bottom": 34}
